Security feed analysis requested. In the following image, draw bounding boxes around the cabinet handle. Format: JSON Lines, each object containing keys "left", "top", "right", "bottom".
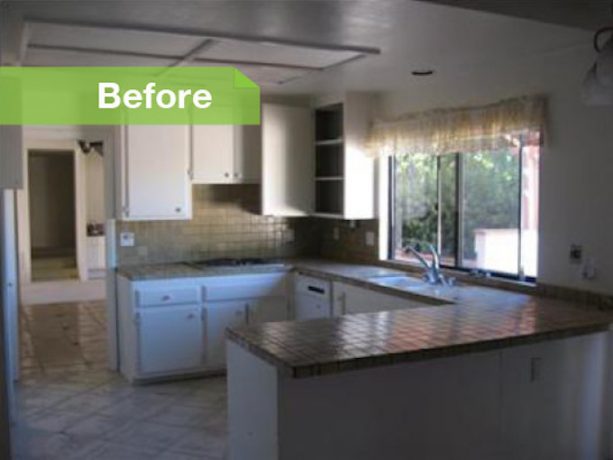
{"left": 224, "top": 172, "right": 230, "bottom": 178}
{"left": 245, "top": 303, "right": 250, "bottom": 323}
{"left": 175, "top": 207, "right": 182, "bottom": 213}
{"left": 162, "top": 295, "right": 171, "bottom": 301}
{"left": 133, "top": 312, "right": 141, "bottom": 325}
{"left": 339, "top": 293, "right": 346, "bottom": 315}
{"left": 187, "top": 313, "right": 196, "bottom": 319}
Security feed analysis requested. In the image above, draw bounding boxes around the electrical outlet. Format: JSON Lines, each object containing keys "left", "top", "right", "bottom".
{"left": 333, "top": 227, "right": 340, "bottom": 241}
{"left": 286, "top": 229, "right": 295, "bottom": 243}
{"left": 365, "top": 231, "right": 375, "bottom": 247}
{"left": 119, "top": 232, "right": 135, "bottom": 247}
{"left": 582, "top": 257, "right": 597, "bottom": 280}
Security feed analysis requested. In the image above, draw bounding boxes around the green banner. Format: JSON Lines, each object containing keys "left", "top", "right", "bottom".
{"left": 0, "top": 66, "right": 260, "bottom": 125}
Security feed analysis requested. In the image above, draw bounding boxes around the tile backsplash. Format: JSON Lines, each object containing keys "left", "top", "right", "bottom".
{"left": 116, "top": 185, "right": 319, "bottom": 266}
{"left": 318, "top": 219, "right": 379, "bottom": 263}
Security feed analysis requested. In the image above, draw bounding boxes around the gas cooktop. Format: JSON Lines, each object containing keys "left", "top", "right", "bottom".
{"left": 188, "top": 258, "right": 284, "bottom": 268}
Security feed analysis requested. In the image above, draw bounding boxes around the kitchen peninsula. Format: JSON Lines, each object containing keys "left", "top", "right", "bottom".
{"left": 226, "top": 270, "right": 613, "bottom": 460}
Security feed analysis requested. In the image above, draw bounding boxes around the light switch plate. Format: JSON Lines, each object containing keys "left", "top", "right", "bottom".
{"left": 569, "top": 244, "right": 582, "bottom": 264}
{"left": 119, "top": 232, "right": 135, "bottom": 247}
{"left": 365, "top": 231, "right": 375, "bottom": 247}
{"left": 286, "top": 229, "right": 295, "bottom": 243}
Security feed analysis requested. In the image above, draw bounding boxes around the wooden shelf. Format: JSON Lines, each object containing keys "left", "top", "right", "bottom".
{"left": 315, "top": 138, "right": 344, "bottom": 147}
{"left": 312, "top": 212, "right": 343, "bottom": 219}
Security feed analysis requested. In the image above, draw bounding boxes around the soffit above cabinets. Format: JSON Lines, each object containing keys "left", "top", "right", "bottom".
{"left": 22, "top": 20, "right": 379, "bottom": 85}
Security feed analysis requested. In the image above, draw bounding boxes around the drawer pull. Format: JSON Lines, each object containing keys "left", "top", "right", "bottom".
{"left": 162, "top": 295, "right": 171, "bottom": 301}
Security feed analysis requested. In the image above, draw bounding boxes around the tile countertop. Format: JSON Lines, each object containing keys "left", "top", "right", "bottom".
{"left": 116, "top": 262, "right": 293, "bottom": 280}
{"left": 116, "top": 258, "right": 613, "bottom": 379}
{"left": 227, "top": 298, "right": 613, "bottom": 379}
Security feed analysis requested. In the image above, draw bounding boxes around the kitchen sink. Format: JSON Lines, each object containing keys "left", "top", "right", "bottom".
{"left": 367, "top": 275, "right": 428, "bottom": 289}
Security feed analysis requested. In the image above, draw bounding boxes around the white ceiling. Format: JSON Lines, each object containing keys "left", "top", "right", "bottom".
{"left": 23, "top": 20, "right": 369, "bottom": 85}
{"left": 2, "top": 1, "right": 594, "bottom": 95}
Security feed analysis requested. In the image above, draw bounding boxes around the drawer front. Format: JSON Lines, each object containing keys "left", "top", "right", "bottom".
{"left": 136, "top": 286, "right": 201, "bottom": 307}
{"left": 203, "top": 274, "right": 287, "bottom": 301}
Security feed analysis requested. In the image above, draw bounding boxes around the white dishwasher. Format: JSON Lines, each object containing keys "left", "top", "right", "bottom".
{"left": 294, "top": 274, "right": 332, "bottom": 320}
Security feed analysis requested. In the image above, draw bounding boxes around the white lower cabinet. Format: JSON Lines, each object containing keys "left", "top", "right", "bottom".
{"left": 205, "top": 297, "right": 288, "bottom": 368}
{"left": 247, "top": 297, "right": 289, "bottom": 325}
{"left": 332, "top": 282, "right": 429, "bottom": 316}
{"left": 136, "top": 304, "right": 204, "bottom": 375}
{"left": 118, "top": 273, "right": 290, "bottom": 381}
{"left": 205, "top": 300, "right": 248, "bottom": 368}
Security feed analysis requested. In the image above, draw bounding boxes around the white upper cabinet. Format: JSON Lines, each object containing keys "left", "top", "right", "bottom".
{"left": 0, "top": 126, "right": 24, "bottom": 190}
{"left": 117, "top": 125, "right": 192, "bottom": 221}
{"left": 261, "top": 103, "right": 314, "bottom": 216}
{"left": 314, "top": 93, "right": 375, "bottom": 219}
{"left": 234, "top": 125, "right": 261, "bottom": 183}
{"left": 192, "top": 125, "right": 261, "bottom": 184}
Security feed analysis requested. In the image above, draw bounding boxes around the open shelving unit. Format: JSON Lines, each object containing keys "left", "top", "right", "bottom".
{"left": 309, "top": 93, "right": 376, "bottom": 220}
{"left": 314, "top": 103, "right": 345, "bottom": 216}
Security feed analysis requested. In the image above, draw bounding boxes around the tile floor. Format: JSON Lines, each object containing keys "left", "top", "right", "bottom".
{"left": 13, "top": 301, "right": 228, "bottom": 459}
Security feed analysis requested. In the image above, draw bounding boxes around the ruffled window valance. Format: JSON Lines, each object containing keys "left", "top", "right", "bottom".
{"left": 367, "top": 96, "right": 546, "bottom": 157}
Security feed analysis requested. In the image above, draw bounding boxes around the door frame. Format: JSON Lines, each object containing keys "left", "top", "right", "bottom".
{"left": 20, "top": 143, "right": 85, "bottom": 282}
{"left": 17, "top": 126, "right": 120, "bottom": 370}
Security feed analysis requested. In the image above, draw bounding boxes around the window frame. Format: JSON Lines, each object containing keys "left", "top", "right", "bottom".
{"left": 388, "top": 142, "right": 537, "bottom": 283}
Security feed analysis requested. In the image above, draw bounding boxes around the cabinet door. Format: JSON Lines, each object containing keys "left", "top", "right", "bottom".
{"left": 333, "top": 282, "right": 426, "bottom": 316}
{"left": 500, "top": 334, "right": 608, "bottom": 460}
{"left": 234, "top": 125, "right": 261, "bottom": 183}
{"left": 192, "top": 125, "right": 234, "bottom": 184}
{"left": 123, "top": 125, "right": 191, "bottom": 220}
{"left": 294, "top": 295, "right": 330, "bottom": 320}
{"left": 136, "top": 305, "right": 203, "bottom": 375}
{"left": 205, "top": 301, "right": 247, "bottom": 367}
{"left": 247, "top": 297, "right": 288, "bottom": 325}
{"left": 261, "top": 104, "right": 314, "bottom": 216}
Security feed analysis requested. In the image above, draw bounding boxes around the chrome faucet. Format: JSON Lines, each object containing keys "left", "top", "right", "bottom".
{"left": 403, "top": 243, "right": 449, "bottom": 286}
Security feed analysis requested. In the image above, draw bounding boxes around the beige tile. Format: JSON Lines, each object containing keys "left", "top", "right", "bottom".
{"left": 108, "top": 420, "right": 190, "bottom": 451}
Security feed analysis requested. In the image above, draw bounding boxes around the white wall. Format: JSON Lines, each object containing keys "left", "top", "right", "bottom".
{"left": 377, "top": 46, "right": 613, "bottom": 295}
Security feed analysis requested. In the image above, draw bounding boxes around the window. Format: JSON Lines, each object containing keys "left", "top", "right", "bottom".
{"left": 390, "top": 139, "right": 539, "bottom": 280}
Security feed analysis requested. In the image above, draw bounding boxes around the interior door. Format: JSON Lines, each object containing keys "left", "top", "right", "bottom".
{"left": 136, "top": 305, "right": 203, "bottom": 374}
{"left": 261, "top": 104, "right": 314, "bottom": 216}
{"left": 205, "top": 300, "right": 247, "bottom": 367}
{"left": 192, "top": 125, "right": 234, "bottom": 184}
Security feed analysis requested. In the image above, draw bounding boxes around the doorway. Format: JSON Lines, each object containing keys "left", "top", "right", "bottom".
{"left": 28, "top": 150, "right": 77, "bottom": 282}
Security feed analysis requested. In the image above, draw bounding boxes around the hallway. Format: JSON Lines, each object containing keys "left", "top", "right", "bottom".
{"left": 20, "top": 301, "right": 107, "bottom": 376}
